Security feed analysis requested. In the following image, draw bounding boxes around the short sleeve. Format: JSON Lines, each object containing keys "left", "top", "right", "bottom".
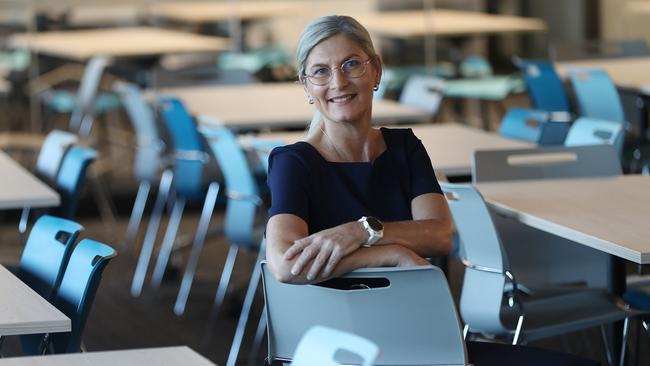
{"left": 406, "top": 129, "right": 443, "bottom": 197}
{"left": 267, "top": 146, "right": 310, "bottom": 221}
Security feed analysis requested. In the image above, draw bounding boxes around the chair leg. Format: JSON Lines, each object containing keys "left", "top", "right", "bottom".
{"left": 248, "top": 309, "right": 268, "bottom": 366}
{"left": 174, "top": 182, "right": 220, "bottom": 316}
{"left": 619, "top": 317, "right": 630, "bottom": 366}
{"left": 19, "top": 207, "right": 30, "bottom": 234}
{"left": 124, "top": 181, "right": 151, "bottom": 251}
{"left": 601, "top": 325, "right": 614, "bottom": 366}
{"left": 150, "top": 197, "right": 186, "bottom": 289}
{"left": 511, "top": 314, "right": 524, "bottom": 345}
{"left": 226, "top": 242, "right": 266, "bottom": 366}
{"left": 131, "top": 170, "right": 173, "bottom": 297}
{"left": 212, "top": 245, "right": 239, "bottom": 315}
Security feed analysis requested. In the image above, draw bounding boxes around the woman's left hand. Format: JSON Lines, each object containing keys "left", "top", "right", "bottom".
{"left": 284, "top": 221, "right": 366, "bottom": 280}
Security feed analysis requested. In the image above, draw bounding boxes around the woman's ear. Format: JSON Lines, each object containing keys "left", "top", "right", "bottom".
{"left": 373, "top": 55, "right": 383, "bottom": 86}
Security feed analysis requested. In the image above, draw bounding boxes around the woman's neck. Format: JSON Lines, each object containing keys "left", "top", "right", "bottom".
{"left": 316, "top": 121, "right": 382, "bottom": 163}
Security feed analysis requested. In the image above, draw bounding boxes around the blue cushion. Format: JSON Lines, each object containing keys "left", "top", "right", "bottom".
{"left": 623, "top": 288, "right": 650, "bottom": 311}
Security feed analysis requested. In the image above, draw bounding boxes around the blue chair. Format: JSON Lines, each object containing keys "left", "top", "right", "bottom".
{"left": 51, "top": 145, "right": 98, "bottom": 220}
{"left": 564, "top": 117, "right": 625, "bottom": 157}
{"left": 291, "top": 326, "right": 380, "bottom": 366}
{"left": 499, "top": 107, "right": 572, "bottom": 145}
{"left": 568, "top": 68, "right": 626, "bottom": 123}
{"left": 113, "top": 82, "right": 168, "bottom": 251}
{"left": 131, "top": 97, "right": 220, "bottom": 298}
{"left": 513, "top": 58, "right": 571, "bottom": 113}
{"left": 47, "top": 239, "right": 117, "bottom": 353}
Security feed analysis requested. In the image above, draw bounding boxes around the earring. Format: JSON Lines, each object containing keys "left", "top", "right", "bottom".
{"left": 308, "top": 96, "right": 314, "bottom": 104}
{"left": 373, "top": 85, "right": 379, "bottom": 92}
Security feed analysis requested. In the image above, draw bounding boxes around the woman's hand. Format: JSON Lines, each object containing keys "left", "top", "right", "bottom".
{"left": 284, "top": 221, "right": 367, "bottom": 280}
{"left": 391, "top": 245, "right": 431, "bottom": 267}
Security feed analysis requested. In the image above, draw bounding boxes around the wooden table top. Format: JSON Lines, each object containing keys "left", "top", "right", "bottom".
{"left": 154, "top": 82, "right": 430, "bottom": 131}
{"left": 556, "top": 56, "right": 650, "bottom": 96}
{"left": 250, "top": 123, "right": 533, "bottom": 176}
{"left": 0, "top": 346, "right": 215, "bottom": 365}
{"left": 148, "top": 1, "right": 306, "bottom": 24}
{"left": 477, "top": 174, "right": 650, "bottom": 264}
{"left": 355, "top": 9, "right": 546, "bottom": 38}
{"left": 9, "top": 27, "right": 230, "bottom": 61}
{"left": 0, "top": 265, "right": 70, "bottom": 337}
{"left": 0, "top": 151, "right": 59, "bottom": 210}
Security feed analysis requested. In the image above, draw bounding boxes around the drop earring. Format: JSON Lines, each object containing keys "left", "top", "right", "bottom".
{"left": 373, "top": 85, "right": 379, "bottom": 92}
{"left": 308, "top": 96, "right": 314, "bottom": 104}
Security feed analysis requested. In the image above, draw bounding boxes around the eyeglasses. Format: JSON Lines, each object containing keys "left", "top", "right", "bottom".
{"left": 303, "top": 58, "right": 373, "bottom": 86}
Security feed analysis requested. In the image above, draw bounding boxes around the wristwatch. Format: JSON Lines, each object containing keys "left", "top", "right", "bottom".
{"left": 357, "top": 216, "right": 384, "bottom": 246}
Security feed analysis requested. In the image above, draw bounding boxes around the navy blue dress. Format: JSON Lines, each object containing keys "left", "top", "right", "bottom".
{"left": 267, "top": 127, "right": 442, "bottom": 231}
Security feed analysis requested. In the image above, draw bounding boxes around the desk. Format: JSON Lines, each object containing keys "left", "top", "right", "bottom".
{"left": 0, "top": 151, "right": 59, "bottom": 210}
{"left": 0, "top": 346, "right": 215, "bottom": 365}
{"left": 148, "top": 1, "right": 306, "bottom": 24}
{"left": 0, "top": 265, "right": 70, "bottom": 336}
{"left": 154, "top": 82, "right": 430, "bottom": 131}
{"left": 9, "top": 27, "right": 229, "bottom": 61}
{"left": 253, "top": 123, "right": 533, "bottom": 177}
{"left": 355, "top": 9, "right": 546, "bottom": 38}
{"left": 477, "top": 174, "right": 650, "bottom": 265}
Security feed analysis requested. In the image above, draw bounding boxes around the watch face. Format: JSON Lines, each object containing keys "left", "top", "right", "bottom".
{"left": 366, "top": 216, "right": 383, "bottom": 231}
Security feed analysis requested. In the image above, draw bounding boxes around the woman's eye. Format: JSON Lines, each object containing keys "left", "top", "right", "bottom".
{"left": 312, "top": 67, "right": 330, "bottom": 76}
{"left": 343, "top": 59, "right": 361, "bottom": 70}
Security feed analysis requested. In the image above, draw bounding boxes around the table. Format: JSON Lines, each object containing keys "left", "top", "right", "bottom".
{"left": 147, "top": 1, "right": 306, "bottom": 24}
{"left": 0, "top": 346, "right": 215, "bottom": 365}
{"left": 153, "top": 82, "right": 431, "bottom": 131}
{"left": 355, "top": 9, "right": 546, "bottom": 38}
{"left": 477, "top": 174, "right": 650, "bottom": 265}
{"left": 8, "top": 27, "right": 230, "bottom": 61}
{"left": 0, "top": 265, "right": 69, "bottom": 336}
{"left": 252, "top": 123, "right": 534, "bottom": 177}
{"left": 0, "top": 151, "right": 59, "bottom": 210}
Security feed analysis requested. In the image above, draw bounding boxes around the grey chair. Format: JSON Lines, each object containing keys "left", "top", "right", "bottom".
{"left": 472, "top": 145, "right": 621, "bottom": 291}
{"left": 290, "top": 325, "right": 379, "bottom": 366}
{"left": 441, "top": 182, "right": 638, "bottom": 365}
{"left": 261, "top": 262, "right": 468, "bottom": 365}
{"left": 398, "top": 74, "right": 446, "bottom": 118}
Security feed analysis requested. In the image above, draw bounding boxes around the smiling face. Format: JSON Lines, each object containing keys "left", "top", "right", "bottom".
{"left": 302, "top": 34, "right": 381, "bottom": 127}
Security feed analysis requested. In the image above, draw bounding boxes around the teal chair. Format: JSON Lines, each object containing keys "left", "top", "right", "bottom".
{"left": 498, "top": 107, "right": 572, "bottom": 145}
{"left": 51, "top": 145, "right": 97, "bottom": 220}
{"left": 564, "top": 117, "right": 625, "bottom": 157}
{"left": 47, "top": 239, "right": 117, "bottom": 353}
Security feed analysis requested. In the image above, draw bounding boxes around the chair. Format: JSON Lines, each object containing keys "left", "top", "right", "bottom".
{"left": 564, "top": 117, "right": 625, "bottom": 156}
{"left": 130, "top": 97, "right": 220, "bottom": 298}
{"left": 498, "top": 107, "right": 572, "bottom": 145}
{"left": 440, "top": 182, "right": 636, "bottom": 362}
{"left": 291, "top": 326, "right": 379, "bottom": 366}
{"left": 51, "top": 145, "right": 98, "bottom": 220}
{"left": 512, "top": 58, "right": 571, "bottom": 113}
{"left": 47, "top": 239, "right": 117, "bottom": 353}
{"left": 567, "top": 68, "right": 626, "bottom": 123}
{"left": 398, "top": 74, "right": 446, "bottom": 117}
{"left": 261, "top": 262, "right": 468, "bottom": 365}
{"left": 18, "top": 215, "right": 84, "bottom": 355}
{"left": 113, "top": 82, "right": 168, "bottom": 250}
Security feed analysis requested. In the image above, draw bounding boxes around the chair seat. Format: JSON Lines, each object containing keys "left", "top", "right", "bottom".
{"left": 445, "top": 76, "right": 526, "bottom": 100}
{"left": 44, "top": 91, "right": 121, "bottom": 114}
{"left": 624, "top": 286, "right": 650, "bottom": 311}
{"left": 500, "top": 290, "right": 635, "bottom": 342}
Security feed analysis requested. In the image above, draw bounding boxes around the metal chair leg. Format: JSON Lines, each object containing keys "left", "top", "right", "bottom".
{"left": 131, "top": 170, "right": 172, "bottom": 297}
{"left": 601, "top": 325, "right": 614, "bottom": 366}
{"left": 247, "top": 308, "right": 268, "bottom": 366}
{"left": 124, "top": 181, "right": 151, "bottom": 251}
{"left": 174, "top": 182, "right": 220, "bottom": 316}
{"left": 212, "top": 245, "right": 239, "bottom": 315}
{"left": 620, "top": 317, "right": 630, "bottom": 366}
{"left": 150, "top": 197, "right": 186, "bottom": 288}
{"left": 227, "top": 241, "right": 266, "bottom": 366}
{"left": 19, "top": 207, "right": 30, "bottom": 234}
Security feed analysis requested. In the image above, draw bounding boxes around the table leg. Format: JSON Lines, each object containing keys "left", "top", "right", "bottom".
{"left": 608, "top": 255, "right": 626, "bottom": 364}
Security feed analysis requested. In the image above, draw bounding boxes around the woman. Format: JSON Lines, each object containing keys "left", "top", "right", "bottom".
{"left": 265, "top": 15, "right": 452, "bottom": 284}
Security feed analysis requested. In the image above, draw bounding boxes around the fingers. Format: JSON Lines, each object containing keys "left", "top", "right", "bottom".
{"left": 306, "top": 245, "right": 334, "bottom": 281}
{"left": 321, "top": 247, "right": 343, "bottom": 278}
{"left": 290, "top": 242, "right": 318, "bottom": 276}
{"left": 284, "top": 238, "right": 310, "bottom": 261}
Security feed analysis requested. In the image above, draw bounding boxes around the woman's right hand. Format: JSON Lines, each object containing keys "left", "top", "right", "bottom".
{"left": 389, "top": 245, "right": 430, "bottom": 267}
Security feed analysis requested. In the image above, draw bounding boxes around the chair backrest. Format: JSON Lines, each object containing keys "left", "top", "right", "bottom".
{"left": 398, "top": 75, "right": 446, "bottom": 116}
{"left": 199, "top": 120, "right": 259, "bottom": 248}
{"left": 291, "top": 325, "right": 379, "bottom": 366}
{"left": 514, "top": 58, "right": 571, "bottom": 112}
{"left": 52, "top": 145, "right": 97, "bottom": 219}
{"left": 499, "top": 107, "right": 571, "bottom": 145}
{"left": 440, "top": 182, "right": 509, "bottom": 335}
{"left": 69, "top": 56, "right": 113, "bottom": 131}
{"left": 114, "top": 81, "right": 166, "bottom": 183}
{"left": 568, "top": 67, "right": 626, "bottom": 123}
{"left": 50, "top": 238, "right": 117, "bottom": 353}
{"left": 472, "top": 145, "right": 622, "bottom": 183}
{"left": 564, "top": 117, "right": 625, "bottom": 156}
{"left": 156, "top": 96, "right": 208, "bottom": 201}
{"left": 262, "top": 263, "right": 467, "bottom": 365}
{"left": 460, "top": 56, "right": 493, "bottom": 78}
{"left": 35, "top": 130, "right": 78, "bottom": 183}
{"left": 18, "top": 215, "right": 84, "bottom": 300}
{"left": 248, "top": 138, "right": 284, "bottom": 173}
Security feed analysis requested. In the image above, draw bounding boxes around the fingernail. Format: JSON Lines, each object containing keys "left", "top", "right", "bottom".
{"left": 291, "top": 266, "right": 299, "bottom": 275}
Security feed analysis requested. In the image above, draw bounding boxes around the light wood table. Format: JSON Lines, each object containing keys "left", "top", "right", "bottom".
{"left": 251, "top": 123, "right": 533, "bottom": 177}
{"left": 355, "top": 9, "right": 546, "bottom": 38}
{"left": 0, "top": 265, "right": 70, "bottom": 336}
{"left": 0, "top": 150, "right": 59, "bottom": 210}
{"left": 0, "top": 346, "right": 215, "bottom": 365}
{"left": 148, "top": 1, "right": 306, "bottom": 24}
{"left": 153, "top": 82, "right": 431, "bottom": 131}
{"left": 477, "top": 174, "right": 650, "bottom": 264}
{"left": 9, "top": 27, "right": 229, "bottom": 61}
